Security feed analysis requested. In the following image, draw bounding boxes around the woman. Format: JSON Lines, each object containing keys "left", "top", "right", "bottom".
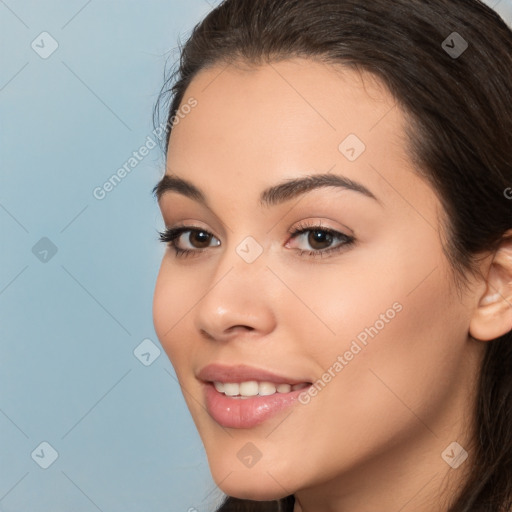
{"left": 151, "top": 0, "right": 512, "bottom": 510}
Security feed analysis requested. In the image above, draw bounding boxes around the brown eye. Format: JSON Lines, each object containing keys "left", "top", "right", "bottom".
{"left": 188, "top": 230, "right": 213, "bottom": 249}
{"left": 158, "top": 226, "right": 221, "bottom": 257}
{"left": 286, "top": 224, "right": 355, "bottom": 258}
{"left": 308, "top": 230, "right": 334, "bottom": 250}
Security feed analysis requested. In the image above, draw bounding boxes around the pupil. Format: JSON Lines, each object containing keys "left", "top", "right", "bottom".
{"left": 309, "top": 230, "right": 332, "bottom": 249}
{"left": 191, "top": 231, "right": 211, "bottom": 248}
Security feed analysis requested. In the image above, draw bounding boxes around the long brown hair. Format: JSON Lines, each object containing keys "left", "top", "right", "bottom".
{"left": 154, "top": 1, "right": 512, "bottom": 510}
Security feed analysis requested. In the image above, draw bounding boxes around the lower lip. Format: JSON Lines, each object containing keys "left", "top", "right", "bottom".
{"left": 203, "top": 382, "right": 310, "bottom": 429}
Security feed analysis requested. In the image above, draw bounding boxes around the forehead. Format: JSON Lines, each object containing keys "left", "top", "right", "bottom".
{"left": 169, "top": 58, "right": 403, "bottom": 146}
{"left": 165, "top": 58, "right": 420, "bottom": 210}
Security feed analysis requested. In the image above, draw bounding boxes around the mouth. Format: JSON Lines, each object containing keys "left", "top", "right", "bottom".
{"left": 198, "top": 364, "right": 313, "bottom": 428}
{"left": 212, "top": 380, "right": 310, "bottom": 398}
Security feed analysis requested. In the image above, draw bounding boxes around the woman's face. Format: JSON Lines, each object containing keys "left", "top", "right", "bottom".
{"left": 153, "top": 59, "right": 484, "bottom": 507}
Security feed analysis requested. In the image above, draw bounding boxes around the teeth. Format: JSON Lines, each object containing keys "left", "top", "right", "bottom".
{"left": 213, "top": 380, "right": 309, "bottom": 397}
{"left": 259, "top": 381, "right": 278, "bottom": 396}
{"left": 223, "top": 383, "right": 240, "bottom": 397}
{"left": 213, "top": 381, "right": 225, "bottom": 393}
{"left": 239, "top": 381, "right": 259, "bottom": 396}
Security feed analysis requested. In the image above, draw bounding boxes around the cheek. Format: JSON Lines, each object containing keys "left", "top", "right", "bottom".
{"left": 269, "top": 230, "right": 442, "bottom": 366}
{"left": 271, "top": 229, "right": 467, "bottom": 434}
{"left": 236, "top": 264, "right": 465, "bottom": 491}
{"left": 152, "top": 258, "right": 198, "bottom": 368}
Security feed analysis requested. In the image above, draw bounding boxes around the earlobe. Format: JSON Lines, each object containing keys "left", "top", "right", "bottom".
{"left": 469, "top": 232, "right": 512, "bottom": 342}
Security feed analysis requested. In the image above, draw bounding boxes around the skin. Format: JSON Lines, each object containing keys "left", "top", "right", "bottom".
{"left": 153, "top": 58, "right": 510, "bottom": 511}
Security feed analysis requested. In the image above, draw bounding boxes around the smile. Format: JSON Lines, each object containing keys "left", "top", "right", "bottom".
{"left": 213, "top": 380, "right": 309, "bottom": 398}
{"left": 198, "top": 364, "right": 313, "bottom": 428}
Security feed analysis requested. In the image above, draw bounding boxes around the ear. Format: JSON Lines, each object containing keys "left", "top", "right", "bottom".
{"left": 469, "top": 231, "right": 512, "bottom": 341}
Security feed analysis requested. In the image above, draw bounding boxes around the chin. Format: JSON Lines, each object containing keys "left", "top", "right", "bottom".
{"left": 216, "top": 481, "right": 290, "bottom": 502}
{"left": 210, "top": 463, "right": 295, "bottom": 502}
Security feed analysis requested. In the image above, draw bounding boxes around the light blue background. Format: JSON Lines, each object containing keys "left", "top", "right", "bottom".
{"left": 1, "top": 1, "right": 511, "bottom": 511}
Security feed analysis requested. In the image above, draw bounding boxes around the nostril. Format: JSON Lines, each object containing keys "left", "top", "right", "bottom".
{"left": 199, "top": 329, "right": 216, "bottom": 341}
{"left": 226, "top": 325, "right": 255, "bottom": 333}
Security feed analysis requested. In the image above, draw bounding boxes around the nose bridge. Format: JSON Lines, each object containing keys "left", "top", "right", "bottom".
{"left": 213, "top": 231, "right": 269, "bottom": 285}
{"left": 193, "top": 232, "right": 276, "bottom": 339}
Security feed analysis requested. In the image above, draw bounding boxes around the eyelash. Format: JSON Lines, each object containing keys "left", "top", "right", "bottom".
{"left": 157, "top": 221, "right": 356, "bottom": 259}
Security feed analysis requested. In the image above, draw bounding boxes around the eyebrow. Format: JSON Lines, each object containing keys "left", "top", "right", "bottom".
{"left": 152, "top": 172, "right": 378, "bottom": 207}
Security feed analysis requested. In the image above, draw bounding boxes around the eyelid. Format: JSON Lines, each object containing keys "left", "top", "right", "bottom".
{"left": 161, "top": 208, "right": 228, "bottom": 239}
{"left": 286, "top": 218, "right": 354, "bottom": 236}
{"left": 162, "top": 220, "right": 221, "bottom": 238}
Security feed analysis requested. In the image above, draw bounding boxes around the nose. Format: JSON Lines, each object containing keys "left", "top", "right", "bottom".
{"left": 193, "top": 246, "right": 277, "bottom": 343}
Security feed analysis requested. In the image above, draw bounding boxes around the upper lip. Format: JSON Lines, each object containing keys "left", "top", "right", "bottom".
{"left": 197, "top": 363, "right": 311, "bottom": 385}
